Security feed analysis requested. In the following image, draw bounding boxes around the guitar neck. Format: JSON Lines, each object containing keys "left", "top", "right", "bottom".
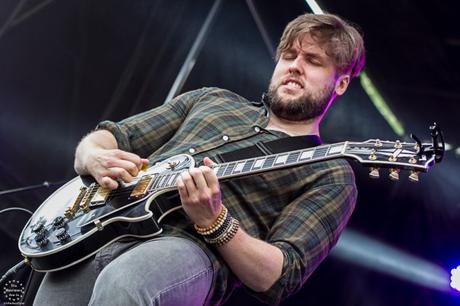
{"left": 213, "top": 142, "right": 347, "bottom": 180}
{"left": 150, "top": 142, "right": 347, "bottom": 191}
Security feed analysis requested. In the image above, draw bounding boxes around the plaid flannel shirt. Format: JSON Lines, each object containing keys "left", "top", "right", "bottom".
{"left": 97, "top": 87, "right": 357, "bottom": 305}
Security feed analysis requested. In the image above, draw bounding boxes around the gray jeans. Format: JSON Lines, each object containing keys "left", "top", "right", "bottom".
{"left": 33, "top": 237, "right": 214, "bottom": 306}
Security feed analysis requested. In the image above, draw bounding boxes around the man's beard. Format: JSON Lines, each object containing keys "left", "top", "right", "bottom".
{"left": 266, "top": 81, "right": 335, "bottom": 122}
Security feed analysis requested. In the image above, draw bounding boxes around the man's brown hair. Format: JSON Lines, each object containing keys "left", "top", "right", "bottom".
{"left": 276, "top": 13, "right": 365, "bottom": 78}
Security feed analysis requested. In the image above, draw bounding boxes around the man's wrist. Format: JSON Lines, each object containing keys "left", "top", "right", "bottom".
{"left": 195, "top": 205, "right": 239, "bottom": 246}
{"left": 194, "top": 205, "right": 226, "bottom": 233}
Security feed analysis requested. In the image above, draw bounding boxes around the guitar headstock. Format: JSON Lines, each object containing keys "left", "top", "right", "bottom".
{"left": 344, "top": 123, "right": 444, "bottom": 182}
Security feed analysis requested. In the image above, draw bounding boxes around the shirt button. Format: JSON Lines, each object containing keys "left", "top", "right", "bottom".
{"left": 222, "top": 135, "right": 229, "bottom": 142}
{"left": 254, "top": 126, "right": 261, "bottom": 133}
{"left": 188, "top": 148, "right": 196, "bottom": 154}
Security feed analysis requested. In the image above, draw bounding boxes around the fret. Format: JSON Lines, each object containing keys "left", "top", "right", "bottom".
{"left": 160, "top": 174, "right": 169, "bottom": 188}
{"left": 262, "top": 156, "right": 276, "bottom": 168}
{"left": 242, "top": 159, "right": 255, "bottom": 172}
{"left": 212, "top": 165, "right": 220, "bottom": 176}
{"left": 148, "top": 173, "right": 176, "bottom": 191}
{"left": 287, "top": 151, "right": 301, "bottom": 164}
{"left": 233, "top": 161, "right": 246, "bottom": 173}
{"left": 313, "top": 146, "right": 329, "bottom": 159}
{"left": 252, "top": 158, "right": 265, "bottom": 170}
{"left": 274, "top": 154, "right": 289, "bottom": 165}
{"left": 328, "top": 143, "right": 344, "bottom": 155}
{"left": 299, "top": 149, "right": 314, "bottom": 161}
{"left": 216, "top": 164, "right": 227, "bottom": 177}
{"left": 223, "top": 163, "right": 236, "bottom": 176}
{"left": 152, "top": 175, "right": 161, "bottom": 189}
{"left": 157, "top": 175, "right": 167, "bottom": 188}
{"left": 164, "top": 174, "right": 175, "bottom": 187}
{"left": 171, "top": 172, "right": 182, "bottom": 186}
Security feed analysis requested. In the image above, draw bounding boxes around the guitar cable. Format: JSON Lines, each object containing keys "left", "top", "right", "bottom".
{"left": 0, "top": 207, "right": 33, "bottom": 216}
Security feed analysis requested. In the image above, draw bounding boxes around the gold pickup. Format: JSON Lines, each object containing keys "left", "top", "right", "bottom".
{"left": 130, "top": 175, "right": 155, "bottom": 198}
{"left": 91, "top": 187, "right": 110, "bottom": 205}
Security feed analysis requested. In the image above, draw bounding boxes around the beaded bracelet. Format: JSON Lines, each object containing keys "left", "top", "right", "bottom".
{"left": 199, "top": 208, "right": 229, "bottom": 236}
{"left": 204, "top": 218, "right": 239, "bottom": 247}
{"left": 194, "top": 205, "right": 239, "bottom": 246}
{"left": 194, "top": 205, "right": 227, "bottom": 234}
{"left": 202, "top": 213, "right": 232, "bottom": 240}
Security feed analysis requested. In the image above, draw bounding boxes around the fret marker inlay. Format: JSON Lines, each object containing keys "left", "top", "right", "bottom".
{"left": 233, "top": 162, "right": 245, "bottom": 173}
{"left": 274, "top": 154, "right": 288, "bottom": 165}
{"left": 300, "top": 150, "right": 314, "bottom": 160}
{"left": 253, "top": 159, "right": 265, "bottom": 169}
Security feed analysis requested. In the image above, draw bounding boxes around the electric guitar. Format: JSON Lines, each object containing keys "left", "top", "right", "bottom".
{"left": 18, "top": 124, "right": 444, "bottom": 272}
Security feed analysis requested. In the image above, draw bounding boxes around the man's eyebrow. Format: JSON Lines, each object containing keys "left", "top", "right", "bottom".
{"left": 283, "top": 48, "right": 297, "bottom": 53}
{"left": 303, "top": 51, "right": 325, "bottom": 60}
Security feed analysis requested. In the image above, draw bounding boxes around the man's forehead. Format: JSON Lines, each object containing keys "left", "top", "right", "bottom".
{"left": 291, "top": 33, "right": 328, "bottom": 56}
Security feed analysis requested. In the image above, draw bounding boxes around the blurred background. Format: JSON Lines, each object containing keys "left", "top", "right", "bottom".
{"left": 1, "top": 0, "right": 459, "bottom": 305}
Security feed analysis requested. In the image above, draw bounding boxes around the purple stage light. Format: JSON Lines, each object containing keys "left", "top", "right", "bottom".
{"left": 451, "top": 266, "right": 460, "bottom": 292}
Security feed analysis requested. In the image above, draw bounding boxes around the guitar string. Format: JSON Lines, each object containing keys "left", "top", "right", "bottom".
{"left": 80, "top": 142, "right": 394, "bottom": 201}
{"left": 78, "top": 143, "right": 410, "bottom": 202}
{"left": 82, "top": 148, "right": 317, "bottom": 200}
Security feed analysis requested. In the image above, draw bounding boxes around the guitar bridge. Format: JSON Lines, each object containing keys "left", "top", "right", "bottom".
{"left": 130, "top": 175, "right": 155, "bottom": 199}
{"left": 65, "top": 186, "right": 87, "bottom": 218}
{"left": 80, "top": 184, "right": 98, "bottom": 212}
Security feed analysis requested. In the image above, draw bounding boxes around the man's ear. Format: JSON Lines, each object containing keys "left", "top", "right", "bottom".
{"left": 335, "top": 74, "right": 350, "bottom": 96}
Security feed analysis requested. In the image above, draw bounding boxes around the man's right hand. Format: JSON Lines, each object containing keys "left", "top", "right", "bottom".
{"left": 74, "top": 130, "right": 149, "bottom": 190}
{"left": 84, "top": 148, "right": 149, "bottom": 190}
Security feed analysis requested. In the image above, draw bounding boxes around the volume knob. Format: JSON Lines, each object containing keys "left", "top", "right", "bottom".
{"left": 53, "top": 216, "right": 66, "bottom": 229}
{"left": 55, "top": 228, "right": 70, "bottom": 243}
{"left": 35, "top": 237, "right": 49, "bottom": 248}
{"left": 31, "top": 222, "right": 45, "bottom": 234}
{"left": 34, "top": 230, "right": 48, "bottom": 248}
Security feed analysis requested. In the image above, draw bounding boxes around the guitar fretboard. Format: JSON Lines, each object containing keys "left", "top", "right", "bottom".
{"left": 148, "top": 142, "right": 347, "bottom": 191}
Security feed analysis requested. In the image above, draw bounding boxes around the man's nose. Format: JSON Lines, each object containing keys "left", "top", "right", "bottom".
{"left": 288, "top": 56, "right": 303, "bottom": 75}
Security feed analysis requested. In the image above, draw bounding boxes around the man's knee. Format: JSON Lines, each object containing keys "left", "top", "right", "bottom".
{"left": 90, "top": 262, "right": 149, "bottom": 305}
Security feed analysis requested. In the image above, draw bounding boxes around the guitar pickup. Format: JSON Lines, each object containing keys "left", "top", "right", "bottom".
{"left": 130, "top": 175, "right": 155, "bottom": 199}
{"left": 90, "top": 186, "right": 110, "bottom": 207}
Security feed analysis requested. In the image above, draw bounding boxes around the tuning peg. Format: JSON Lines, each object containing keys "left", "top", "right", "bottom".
{"left": 369, "top": 167, "right": 380, "bottom": 179}
{"left": 408, "top": 171, "right": 419, "bottom": 182}
{"left": 388, "top": 168, "right": 400, "bottom": 181}
{"left": 369, "top": 153, "right": 377, "bottom": 161}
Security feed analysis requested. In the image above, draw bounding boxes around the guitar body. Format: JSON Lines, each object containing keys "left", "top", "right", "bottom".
{"left": 18, "top": 154, "right": 194, "bottom": 272}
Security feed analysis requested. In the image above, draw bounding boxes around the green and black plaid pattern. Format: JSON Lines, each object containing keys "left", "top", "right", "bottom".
{"left": 97, "top": 87, "right": 357, "bottom": 305}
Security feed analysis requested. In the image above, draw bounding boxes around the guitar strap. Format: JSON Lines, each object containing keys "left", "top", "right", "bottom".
{"left": 213, "top": 134, "right": 322, "bottom": 163}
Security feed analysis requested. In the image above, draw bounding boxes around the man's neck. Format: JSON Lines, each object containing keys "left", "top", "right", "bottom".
{"left": 266, "top": 111, "right": 321, "bottom": 136}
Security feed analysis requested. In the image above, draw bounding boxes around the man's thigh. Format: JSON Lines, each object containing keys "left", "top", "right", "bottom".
{"left": 90, "top": 236, "right": 213, "bottom": 306}
{"left": 34, "top": 237, "right": 213, "bottom": 306}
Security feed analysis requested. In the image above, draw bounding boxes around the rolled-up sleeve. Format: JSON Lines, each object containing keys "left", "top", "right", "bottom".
{"left": 95, "top": 88, "right": 206, "bottom": 157}
{"left": 247, "top": 162, "right": 357, "bottom": 305}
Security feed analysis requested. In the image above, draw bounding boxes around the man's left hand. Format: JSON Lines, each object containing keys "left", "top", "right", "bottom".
{"left": 177, "top": 157, "right": 222, "bottom": 227}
